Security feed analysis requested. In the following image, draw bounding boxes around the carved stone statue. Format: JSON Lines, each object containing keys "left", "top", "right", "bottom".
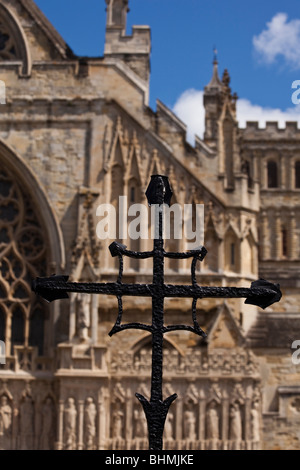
{"left": 223, "top": 359, "right": 231, "bottom": 374}
{"left": 76, "top": 293, "right": 91, "bottom": 341}
{"left": 84, "top": 397, "right": 97, "bottom": 450}
{"left": 20, "top": 395, "right": 34, "bottom": 450}
{"left": 251, "top": 401, "right": 260, "bottom": 445}
{"left": 112, "top": 406, "right": 124, "bottom": 439}
{"left": 229, "top": 402, "right": 242, "bottom": 444}
{"left": 202, "top": 355, "right": 209, "bottom": 372}
{"left": 40, "top": 397, "right": 54, "bottom": 450}
{"left": 0, "top": 395, "right": 12, "bottom": 450}
{"left": 133, "top": 408, "right": 147, "bottom": 439}
{"left": 64, "top": 398, "right": 77, "bottom": 450}
{"left": 164, "top": 411, "right": 174, "bottom": 440}
{"left": 206, "top": 401, "right": 219, "bottom": 440}
{"left": 246, "top": 351, "right": 257, "bottom": 374}
{"left": 184, "top": 410, "right": 196, "bottom": 441}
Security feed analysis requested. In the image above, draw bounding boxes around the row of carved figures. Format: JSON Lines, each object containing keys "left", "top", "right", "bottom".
{"left": 0, "top": 394, "right": 55, "bottom": 450}
{"left": 0, "top": 393, "right": 261, "bottom": 450}
{"left": 61, "top": 397, "right": 97, "bottom": 451}
{"left": 110, "top": 400, "right": 260, "bottom": 445}
{"left": 111, "top": 349, "right": 258, "bottom": 375}
{"left": 0, "top": 394, "right": 97, "bottom": 450}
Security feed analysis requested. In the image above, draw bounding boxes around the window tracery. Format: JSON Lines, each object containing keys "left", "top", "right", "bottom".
{"left": 0, "top": 167, "right": 48, "bottom": 356}
{"left": 0, "top": 20, "right": 17, "bottom": 60}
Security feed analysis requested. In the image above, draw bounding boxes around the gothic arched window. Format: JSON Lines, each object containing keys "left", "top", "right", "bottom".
{"left": 224, "top": 228, "right": 240, "bottom": 272}
{"left": 11, "top": 305, "right": 25, "bottom": 354}
{"left": 0, "top": 3, "right": 32, "bottom": 76}
{"left": 281, "top": 227, "right": 288, "bottom": 258}
{"left": 127, "top": 176, "right": 141, "bottom": 271}
{"left": 242, "top": 159, "right": 253, "bottom": 189}
{"left": 204, "top": 223, "right": 219, "bottom": 272}
{"left": 29, "top": 303, "right": 45, "bottom": 355}
{"left": 0, "top": 166, "right": 48, "bottom": 357}
{"left": 267, "top": 161, "right": 278, "bottom": 188}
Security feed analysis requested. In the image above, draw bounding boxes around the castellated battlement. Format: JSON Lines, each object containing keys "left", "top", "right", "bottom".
{"left": 104, "top": 25, "right": 151, "bottom": 56}
{"left": 241, "top": 121, "right": 300, "bottom": 138}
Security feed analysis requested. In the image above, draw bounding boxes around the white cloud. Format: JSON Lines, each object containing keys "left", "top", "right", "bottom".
{"left": 172, "top": 88, "right": 300, "bottom": 144}
{"left": 172, "top": 89, "right": 205, "bottom": 144}
{"left": 237, "top": 98, "right": 300, "bottom": 128}
{"left": 253, "top": 12, "right": 300, "bottom": 68}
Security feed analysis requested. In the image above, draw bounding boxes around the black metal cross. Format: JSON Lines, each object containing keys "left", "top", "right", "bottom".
{"left": 32, "top": 175, "right": 282, "bottom": 450}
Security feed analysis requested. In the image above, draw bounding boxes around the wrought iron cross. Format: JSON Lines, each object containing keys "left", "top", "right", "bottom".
{"left": 32, "top": 175, "right": 282, "bottom": 450}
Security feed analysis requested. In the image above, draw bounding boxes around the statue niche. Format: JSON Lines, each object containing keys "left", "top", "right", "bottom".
{"left": 0, "top": 394, "right": 12, "bottom": 450}
{"left": 229, "top": 400, "right": 243, "bottom": 449}
{"left": 19, "top": 394, "right": 34, "bottom": 450}
{"left": 111, "top": 400, "right": 125, "bottom": 443}
{"left": 64, "top": 397, "right": 77, "bottom": 450}
{"left": 75, "top": 293, "right": 91, "bottom": 342}
{"left": 40, "top": 397, "right": 55, "bottom": 450}
{"left": 84, "top": 397, "right": 97, "bottom": 450}
{"left": 206, "top": 399, "right": 220, "bottom": 441}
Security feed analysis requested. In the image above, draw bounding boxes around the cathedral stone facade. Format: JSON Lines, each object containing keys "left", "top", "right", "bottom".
{"left": 0, "top": 0, "right": 299, "bottom": 450}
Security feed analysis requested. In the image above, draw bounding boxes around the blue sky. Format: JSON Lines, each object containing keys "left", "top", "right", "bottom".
{"left": 35, "top": 0, "right": 300, "bottom": 142}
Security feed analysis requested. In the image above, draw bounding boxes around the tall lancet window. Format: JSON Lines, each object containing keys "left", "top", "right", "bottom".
{"left": 281, "top": 227, "right": 288, "bottom": 258}
{"left": 110, "top": 126, "right": 125, "bottom": 269}
{"left": 295, "top": 161, "right": 300, "bottom": 189}
{"left": 267, "top": 161, "right": 278, "bottom": 188}
{"left": 111, "top": 163, "right": 124, "bottom": 269}
{"left": 224, "top": 228, "right": 239, "bottom": 272}
{"left": 164, "top": 194, "right": 181, "bottom": 272}
{"left": 242, "top": 159, "right": 253, "bottom": 189}
{"left": 223, "top": 117, "right": 234, "bottom": 188}
{"left": 127, "top": 176, "right": 141, "bottom": 271}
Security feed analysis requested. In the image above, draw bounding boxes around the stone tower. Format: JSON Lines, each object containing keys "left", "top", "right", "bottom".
{"left": 105, "top": 0, "right": 129, "bottom": 32}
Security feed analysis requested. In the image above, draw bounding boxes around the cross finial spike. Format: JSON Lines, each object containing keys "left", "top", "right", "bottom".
{"left": 213, "top": 45, "right": 218, "bottom": 64}
{"left": 145, "top": 174, "right": 173, "bottom": 206}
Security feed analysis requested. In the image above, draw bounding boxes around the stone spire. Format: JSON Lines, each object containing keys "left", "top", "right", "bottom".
{"left": 203, "top": 50, "right": 224, "bottom": 145}
{"left": 222, "top": 68, "right": 238, "bottom": 117}
{"left": 206, "top": 48, "right": 223, "bottom": 91}
{"left": 203, "top": 52, "right": 240, "bottom": 190}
